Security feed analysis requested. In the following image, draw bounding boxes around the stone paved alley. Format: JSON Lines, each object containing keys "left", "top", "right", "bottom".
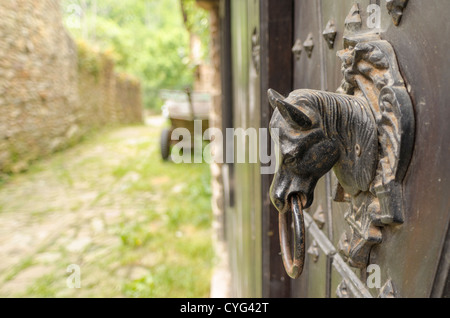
{"left": 0, "top": 117, "right": 214, "bottom": 297}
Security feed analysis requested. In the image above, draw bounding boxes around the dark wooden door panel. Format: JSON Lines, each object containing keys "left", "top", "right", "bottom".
{"left": 221, "top": 0, "right": 449, "bottom": 298}
{"left": 291, "top": 0, "right": 329, "bottom": 298}
{"left": 290, "top": 177, "right": 329, "bottom": 298}
{"left": 293, "top": 0, "right": 322, "bottom": 91}
{"left": 290, "top": 0, "right": 449, "bottom": 298}
{"left": 321, "top": 0, "right": 371, "bottom": 93}
{"left": 321, "top": 0, "right": 372, "bottom": 298}
{"left": 260, "top": 0, "right": 294, "bottom": 298}
{"left": 370, "top": 0, "right": 450, "bottom": 297}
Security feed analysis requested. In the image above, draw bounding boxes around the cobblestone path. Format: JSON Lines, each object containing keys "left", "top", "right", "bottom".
{"left": 0, "top": 117, "right": 214, "bottom": 297}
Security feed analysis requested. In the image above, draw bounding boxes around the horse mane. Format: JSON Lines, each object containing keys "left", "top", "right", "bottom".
{"left": 288, "top": 89, "right": 378, "bottom": 191}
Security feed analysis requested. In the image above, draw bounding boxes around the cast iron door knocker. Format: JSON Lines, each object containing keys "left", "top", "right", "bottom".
{"left": 268, "top": 17, "right": 415, "bottom": 279}
{"left": 278, "top": 194, "right": 305, "bottom": 279}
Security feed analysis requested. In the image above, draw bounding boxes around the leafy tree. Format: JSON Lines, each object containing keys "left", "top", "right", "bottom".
{"left": 62, "top": 0, "right": 210, "bottom": 111}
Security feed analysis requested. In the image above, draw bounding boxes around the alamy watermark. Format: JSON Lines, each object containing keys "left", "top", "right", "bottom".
{"left": 367, "top": 4, "right": 382, "bottom": 29}
{"left": 65, "top": 4, "right": 82, "bottom": 29}
{"left": 66, "top": 264, "right": 81, "bottom": 289}
{"left": 367, "top": 264, "right": 381, "bottom": 289}
{"left": 168, "top": 120, "right": 280, "bottom": 175}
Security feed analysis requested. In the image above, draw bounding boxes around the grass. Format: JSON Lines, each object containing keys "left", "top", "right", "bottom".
{"left": 108, "top": 126, "right": 214, "bottom": 297}
{"left": 0, "top": 118, "right": 215, "bottom": 298}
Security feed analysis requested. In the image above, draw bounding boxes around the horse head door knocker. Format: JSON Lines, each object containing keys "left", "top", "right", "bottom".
{"left": 268, "top": 33, "right": 415, "bottom": 278}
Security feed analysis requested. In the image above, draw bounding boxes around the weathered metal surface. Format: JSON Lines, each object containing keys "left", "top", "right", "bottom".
{"left": 221, "top": 0, "right": 449, "bottom": 298}
{"left": 269, "top": 1, "right": 416, "bottom": 296}
{"left": 312, "top": 205, "right": 325, "bottom": 229}
{"left": 335, "top": 36, "right": 416, "bottom": 268}
{"left": 292, "top": 39, "right": 303, "bottom": 60}
{"left": 386, "top": 0, "right": 409, "bottom": 26}
{"left": 322, "top": 20, "right": 337, "bottom": 49}
{"left": 303, "top": 33, "right": 315, "bottom": 58}
{"left": 373, "top": 0, "right": 450, "bottom": 298}
{"left": 292, "top": 0, "right": 328, "bottom": 298}
{"left": 307, "top": 240, "right": 320, "bottom": 263}
{"left": 294, "top": 0, "right": 449, "bottom": 298}
{"left": 304, "top": 210, "right": 373, "bottom": 298}
{"left": 278, "top": 195, "right": 305, "bottom": 279}
{"left": 321, "top": 0, "right": 372, "bottom": 298}
{"left": 344, "top": 3, "right": 362, "bottom": 32}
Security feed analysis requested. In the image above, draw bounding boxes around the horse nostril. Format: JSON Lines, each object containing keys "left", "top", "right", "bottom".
{"left": 270, "top": 183, "right": 288, "bottom": 213}
{"left": 275, "top": 199, "right": 284, "bottom": 210}
{"left": 271, "top": 194, "right": 285, "bottom": 213}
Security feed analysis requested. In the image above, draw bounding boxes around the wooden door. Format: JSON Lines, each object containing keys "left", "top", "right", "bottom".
{"left": 287, "top": 0, "right": 450, "bottom": 298}
{"left": 220, "top": 0, "right": 449, "bottom": 298}
{"left": 222, "top": 0, "right": 263, "bottom": 298}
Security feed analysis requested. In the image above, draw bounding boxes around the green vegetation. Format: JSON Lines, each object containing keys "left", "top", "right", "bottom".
{"left": 76, "top": 39, "right": 103, "bottom": 78}
{"left": 0, "top": 121, "right": 214, "bottom": 297}
{"left": 62, "top": 0, "right": 210, "bottom": 111}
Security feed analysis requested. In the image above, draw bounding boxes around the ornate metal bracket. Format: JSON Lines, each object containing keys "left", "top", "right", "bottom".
{"left": 323, "top": 20, "right": 337, "bottom": 49}
{"left": 268, "top": 11, "right": 415, "bottom": 280}
{"left": 292, "top": 39, "right": 303, "bottom": 60}
{"left": 303, "top": 33, "right": 314, "bottom": 58}
{"left": 386, "top": 0, "right": 409, "bottom": 26}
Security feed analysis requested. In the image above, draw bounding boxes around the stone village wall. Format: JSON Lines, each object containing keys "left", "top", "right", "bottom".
{"left": 0, "top": 1, "right": 143, "bottom": 173}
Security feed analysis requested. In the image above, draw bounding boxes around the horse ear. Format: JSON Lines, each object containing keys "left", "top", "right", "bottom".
{"left": 268, "top": 89, "right": 313, "bottom": 129}
{"left": 268, "top": 89, "right": 285, "bottom": 110}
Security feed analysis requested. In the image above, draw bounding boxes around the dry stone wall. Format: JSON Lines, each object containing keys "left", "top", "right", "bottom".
{"left": 0, "top": 0, "right": 143, "bottom": 173}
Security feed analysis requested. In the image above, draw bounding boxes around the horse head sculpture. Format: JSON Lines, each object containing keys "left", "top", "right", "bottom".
{"left": 268, "top": 88, "right": 378, "bottom": 215}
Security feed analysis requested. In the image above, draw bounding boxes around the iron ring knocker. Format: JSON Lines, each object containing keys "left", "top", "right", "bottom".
{"left": 279, "top": 194, "right": 305, "bottom": 279}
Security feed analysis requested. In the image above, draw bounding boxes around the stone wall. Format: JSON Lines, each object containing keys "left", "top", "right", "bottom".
{"left": 114, "top": 73, "right": 143, "bottom": 125}
{"left": 0, "top": 1, "right": 143, "bottom": 174}
{"left": 76, "top": 42, "right": 143, "bottom": 128}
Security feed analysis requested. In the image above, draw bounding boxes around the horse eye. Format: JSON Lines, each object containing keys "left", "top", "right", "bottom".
{"left": 284, "top": 156, "right": 296, "bottom": 165}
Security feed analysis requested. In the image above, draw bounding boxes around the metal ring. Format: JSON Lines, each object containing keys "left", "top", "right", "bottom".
{"left": 279, "top": 194, "right": 305, "bottom": 279}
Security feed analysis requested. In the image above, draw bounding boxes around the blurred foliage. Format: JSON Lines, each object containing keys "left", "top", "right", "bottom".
{"left": 62, "top": 0, "right": 210, "bottom": 111}
{"left": 76, "top": 39, "right": 102, "bottom": 79}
